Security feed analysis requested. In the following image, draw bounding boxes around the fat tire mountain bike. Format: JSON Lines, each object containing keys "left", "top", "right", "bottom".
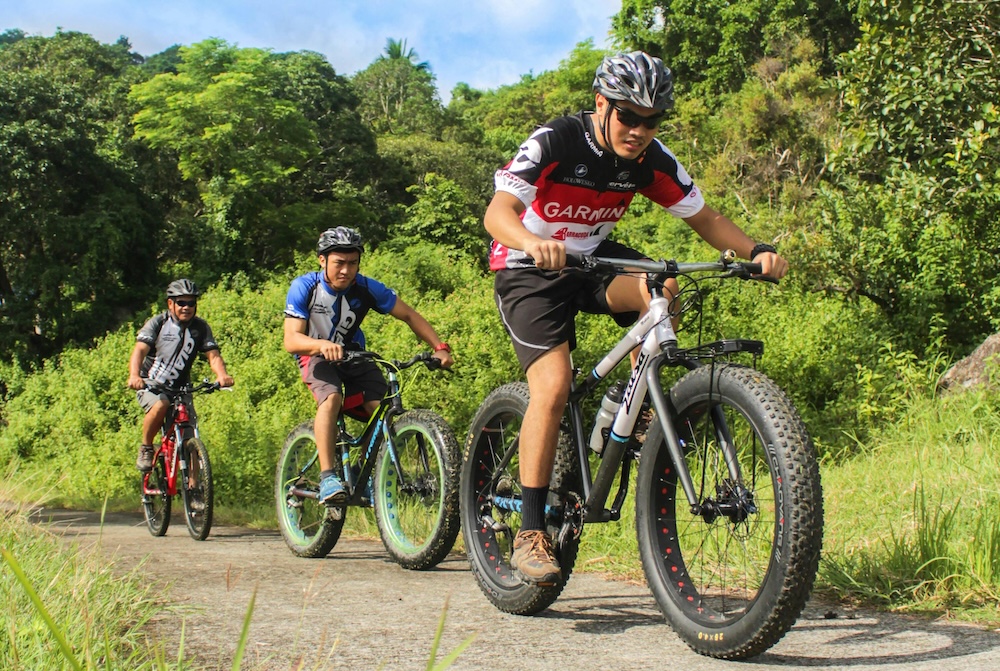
{"left": 460, "top": 252, "right": 824, "bottom": 659}
{"left": 141, "top": 380, "right": 226, "bottom": 541}
{"left": 276, "top": 351, "right": 461, "bottom": 570}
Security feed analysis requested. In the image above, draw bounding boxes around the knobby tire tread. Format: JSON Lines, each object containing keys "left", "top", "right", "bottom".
{"left": 460, "top": 382, "right": 581, "bottom": 615}
{"left": 637, "top": 364, "right": 823, "bottom": 659}
{"left": 274, "top": 421, "right": 345, "bottom": 558}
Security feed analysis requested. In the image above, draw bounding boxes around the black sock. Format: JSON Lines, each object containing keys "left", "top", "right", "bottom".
{"left": 520, "top": 485, "right": 549, "bottom": 531}
{"left": 320, "top": 469, "right": 336, "bottom": 480}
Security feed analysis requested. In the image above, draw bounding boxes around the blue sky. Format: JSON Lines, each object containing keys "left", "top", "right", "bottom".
{"left": 5, "top": 1, "right": 621, "bottom": 101}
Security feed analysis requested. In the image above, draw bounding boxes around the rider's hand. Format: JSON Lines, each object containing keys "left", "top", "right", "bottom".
{"left": 525, "top": 239, "right": 567, "bottom": 270}
{"left": 317, "top": 340, "right": 345, "bottom": 361}
{"left": 127, "top": 374, "right": 146, "bottom": 390}
{"left": 432, "top": 350, "right": 454, "bottom": 369}
{"left": 216, "top": 374, "right": 234, "bottom": 388}
{"left": 752, "top": 251, "right": 788, "bottom": 281}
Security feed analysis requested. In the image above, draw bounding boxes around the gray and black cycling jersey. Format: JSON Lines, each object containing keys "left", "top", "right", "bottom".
{"left": 137, "top": 312, "right": 219, "bottom": 390}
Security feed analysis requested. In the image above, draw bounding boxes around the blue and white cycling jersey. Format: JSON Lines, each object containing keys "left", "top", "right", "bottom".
{"left": 283, "top": 272, "right": 397, "bottom": 353}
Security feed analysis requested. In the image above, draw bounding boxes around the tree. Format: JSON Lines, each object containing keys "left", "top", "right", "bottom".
{"left": 449, "top": 40, "right": 605, "bottom": 155}
{"left": 353, "top": 56, "right": 445, "bottom": 136}
{"left": 610, "top": 0, "right": 857, "bottom": 98}
{"left": 0, "top": 31, "right": 159, "bottom": 364}
{"left": 814, "top": 0, "right": 1000, "bottom": 352}
{"left": 379, "top": 38, "right": 430, "bottom": 71}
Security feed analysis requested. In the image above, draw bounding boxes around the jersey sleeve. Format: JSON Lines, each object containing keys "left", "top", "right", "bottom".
{"left": 284, "top": 273, "right": 317, "bottom": 320}
{"left": 198, "top": 320, "right": 220, "bottom": 352}
{"left": 136, "top": 313, "right": 165, "bottom": 345}
{"left": 494, "top": 124, "right": 563, "bottom": 208}
{"left": 358, "top": 276, "right": 398, "bottom": 314}
{"left": 639, "top": 140, "right": 706, "bottom": 219}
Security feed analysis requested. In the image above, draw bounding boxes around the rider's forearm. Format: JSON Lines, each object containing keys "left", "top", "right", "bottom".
{"left": 684, "top": 206, "right": 756, "bottom": 259}
{"left": 283, "top": 330, "right": 327, "bottom": 356}
{"left": 484, "top": 193, "right": 535, "bottom": 250}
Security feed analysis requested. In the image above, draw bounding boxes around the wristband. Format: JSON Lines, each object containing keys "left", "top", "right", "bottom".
{"left": 433, "top": 343, "right": 452, "bottom": 353}
{"left": 750, "top": 242, "right": 777, "bottom": 259}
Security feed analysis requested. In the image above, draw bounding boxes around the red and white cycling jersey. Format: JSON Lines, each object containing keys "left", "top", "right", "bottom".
{"left": 490, "top": 111, "right": 705, "bottom": 270}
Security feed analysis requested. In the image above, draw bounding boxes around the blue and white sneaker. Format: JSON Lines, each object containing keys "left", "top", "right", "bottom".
{"left": 319, "top": 475, "right": 347, "bottom": 506}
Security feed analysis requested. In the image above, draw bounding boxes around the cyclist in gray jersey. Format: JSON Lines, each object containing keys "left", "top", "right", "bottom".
{"left": 128, "top": 279, "right": 233, "bottom": 472}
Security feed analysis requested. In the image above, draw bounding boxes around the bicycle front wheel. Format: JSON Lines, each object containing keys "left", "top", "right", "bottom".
{"left": 460, "top": 382, "right": 581, "bottom": 615}
{"left": 181, "top": 438, "right": 214, "bottom": 541}
{"left": 374, "top": 410, "right": 461, "bottom": 570}
{"left": 141, "top": 453, "right": 171, "bottom": 537}
{"left": 636, "top": 364, "right": 823, "bottom": 659}
{"left": 275, "top": 421, "right": 345, "bottom": 558}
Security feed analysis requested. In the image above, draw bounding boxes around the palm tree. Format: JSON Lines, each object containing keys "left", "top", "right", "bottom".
{"left": 380, "top": 37, "right": 430, "bottom": 72}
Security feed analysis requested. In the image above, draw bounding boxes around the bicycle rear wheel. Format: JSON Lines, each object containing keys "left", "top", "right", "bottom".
{"left": 636, "top": 364, "right": 823, "bottom": 659}
{"left": 275, "top": 421, "right": 345, "bottom": 558}
{"left": 460, "top": 382, "right": 581, "bottom": 615}
{"left": 374, "top": 409, "right": 461, "bottom": 570}
{"left": 141, "top": 453, "right": 171, "bottom": 537}
{"left": 181, "top": 438, "right": 214, "bottom": 541}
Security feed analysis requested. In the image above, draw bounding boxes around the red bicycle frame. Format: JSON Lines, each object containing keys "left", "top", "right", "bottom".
{"left": 141, "top": 395, "right": 196, "bottom": 498}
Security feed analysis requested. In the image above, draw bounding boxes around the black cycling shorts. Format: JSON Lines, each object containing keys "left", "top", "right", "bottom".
{"left": 494, "top": 239, "right": 646, "bottom": 372}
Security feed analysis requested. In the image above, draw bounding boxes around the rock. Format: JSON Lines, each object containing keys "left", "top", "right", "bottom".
{"left": 938, "top": 333, "right": 1000, "bottom": 393}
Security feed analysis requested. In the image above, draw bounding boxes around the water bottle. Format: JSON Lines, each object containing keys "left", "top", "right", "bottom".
{"left": 589, "top": 380, "right": 626, "bottom": 454}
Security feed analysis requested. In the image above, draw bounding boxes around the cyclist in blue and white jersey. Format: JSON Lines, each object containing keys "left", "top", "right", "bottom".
{"left": 283, "top": 226, "right": 454, "bottom": 506}
{"left": 485, "top": 52, "right": 789, "bottom": 584}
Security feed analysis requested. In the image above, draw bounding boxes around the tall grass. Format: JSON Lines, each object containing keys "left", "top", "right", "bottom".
{"left": 820, "top": 388, "right": 1000, "bottom": 620}
{"left": 0, "top": 499, "right": 194, "bottom": 669}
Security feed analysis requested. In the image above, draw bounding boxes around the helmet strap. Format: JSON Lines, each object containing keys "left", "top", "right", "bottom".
{"left": 596, "top": 101, "right": 623, "bottom": 166}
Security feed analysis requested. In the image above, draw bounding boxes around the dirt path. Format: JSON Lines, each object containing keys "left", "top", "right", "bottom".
{"left": 37, "top": 508, "right": 1000, "bottom": 671}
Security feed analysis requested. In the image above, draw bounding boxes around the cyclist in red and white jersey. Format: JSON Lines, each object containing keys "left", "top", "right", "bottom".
{"left": 485, "top": 51, "right": 788, "bottom": 584}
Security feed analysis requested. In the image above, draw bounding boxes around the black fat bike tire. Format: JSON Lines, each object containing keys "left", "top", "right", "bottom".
{"left": 373, "top": 409, "right": 462, "bottom": 570}
{"left": 180, "top": 438, "right": 214, "bottom": 541}
{"left": 635, "top": 364, "right": 824, "bottom": 659}
{"left": 275, "top": 421, "right": 345, "bottom": 558}
{"left": 142, "top": 453, "right": 171, "bottom": 537}
{"left": 460, "top": 382, "right": 582, "bottom": 615}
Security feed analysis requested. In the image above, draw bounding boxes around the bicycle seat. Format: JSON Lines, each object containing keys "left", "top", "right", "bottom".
{"left": 342, "top": 391, "right": 370, "bottom": 421}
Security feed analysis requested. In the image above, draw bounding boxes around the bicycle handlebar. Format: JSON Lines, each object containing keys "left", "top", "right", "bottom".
{"left": 143, "top": 379, "right": 228, "bottom": 397}
{"left": 564, "top": 251, "right": 778, "bottom": 284}
{"left": 339, "top": 350, "right": 446, "bottom": 372}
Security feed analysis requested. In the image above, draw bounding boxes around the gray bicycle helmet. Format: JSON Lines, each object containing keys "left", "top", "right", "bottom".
{"left": 593, "top": 51, "right": 674, "bottom": 111}
{"left": 166, "top": 278, "right": 200, "bottom": 298}
{"left": 317, "top": 226, "right": 363, "bottom": 255}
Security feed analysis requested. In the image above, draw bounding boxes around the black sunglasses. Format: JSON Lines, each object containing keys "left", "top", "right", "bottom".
{"left": 612, "top": 103, "right": 665, "bottom": 130}
{"left": 173, "top": 299, "right": 197, "bottom": 307}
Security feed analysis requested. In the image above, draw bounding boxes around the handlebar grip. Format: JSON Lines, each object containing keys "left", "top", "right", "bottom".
{"left": 564, "top": 253, "right": 586, "bottom": 268}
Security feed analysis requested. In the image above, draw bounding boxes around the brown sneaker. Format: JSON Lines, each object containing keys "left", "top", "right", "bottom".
{"left": 511, "top": 530, "right": 561, "bottom": 585}
{"left": 136, "top": 445, "right": 155, "bottom": 472}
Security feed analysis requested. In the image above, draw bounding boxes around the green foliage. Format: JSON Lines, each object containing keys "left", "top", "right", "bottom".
{"left": 394, "top": 174, "right": 490, "bottom": 262}
{"left": 0, "top": 31, "right": 160, "bottom": 364}
{"left": 611, "top": 0, "right": 857, "bottom": 98}
{"left": 352, "top": 57, "right": 445, "bottom": 137}
{"left": 0, "top": 504, "right": 176, "bottom": 668}
{"left": 832, "top": 0, "right": 1000, "bottom": 186}
{"left": 450, "top": 41, "right": 605, "bottom": 155}
{"left": 804, "top": 178, "right": 999, "bottom": 354}
{"left": 821, "top": 389, "right": 1000, "bottom": 611}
